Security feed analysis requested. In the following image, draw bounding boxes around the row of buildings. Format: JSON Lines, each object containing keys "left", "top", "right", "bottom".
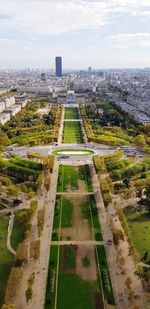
{"left": 0, "top": 67, "right": 150, "bottom": 125}
{"left": 0, "top": 95, "right": 28, "bottom": 125}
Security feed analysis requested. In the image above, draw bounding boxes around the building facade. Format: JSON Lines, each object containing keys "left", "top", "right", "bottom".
{"left": 55, "top": 57, "right": 62, "bottom": 77}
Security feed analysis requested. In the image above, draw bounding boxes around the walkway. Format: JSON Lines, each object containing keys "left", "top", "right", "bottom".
{"left": 7, "top": 211, "right": 16, "bottom": 256}
{"left": 58, "top": 107, "right": 64, "bottom": 145}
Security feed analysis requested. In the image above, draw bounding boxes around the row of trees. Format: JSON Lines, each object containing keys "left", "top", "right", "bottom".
{"left": 80, "top": 100, "right": 150, "bottom": 150}
{"left": 1, "top": 101, "right": 63, "bottom": 146}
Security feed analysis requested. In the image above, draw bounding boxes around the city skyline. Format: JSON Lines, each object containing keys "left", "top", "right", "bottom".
{"left": 0, "top": 0, "right": 150, "bottom": 69}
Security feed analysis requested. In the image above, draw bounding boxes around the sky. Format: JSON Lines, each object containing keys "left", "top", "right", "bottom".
{"left": 0, "top": 0, "right": 150, "bottom": 69}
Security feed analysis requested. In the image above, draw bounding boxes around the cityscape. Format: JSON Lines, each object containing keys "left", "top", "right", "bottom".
{"left": 0, "top": 1, "right": 150, "bottom": 309}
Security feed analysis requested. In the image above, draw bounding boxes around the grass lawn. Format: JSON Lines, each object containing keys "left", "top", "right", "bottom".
{"left": 89, "top": 195, "right": 103, "bottom": 241}
{"left": 0, "top": 214, "right": 15, "bottom": 307}
{"left": 96, "top": 246, "right": 115, "bottom": 305}
{"left": 57, "top": 165, "right": 93, "bottom": 192}
{"left": 62, "top": 121, "right": 83, "bottom": 143}
{"left": 60, "top": 245, "right": 76, "bottom": 269}
{"left": 61, "top": 197, "right": 73, "bottom": 228}
{"left": 64, "top": 107, "right": 79, "bottom": 120}
{"left": 45, "top": 245, "right": 58, "bottom": 309}
{"left": 83, "top": 165, "right": 93, "bottom": 192}
{"left": 57, "top": 165, "right": 78, "bottom": 192}
{"left": 57, "top": 274, "right": 95, "bottom": 309}
{"left": 11, "top": 209, "right": 30, "bottom": 250}
{"left": 125, "top": 209, "right": 150, "bottom": 261}
{"left": 52, "top": 196, "right": 61, "bottom": 241}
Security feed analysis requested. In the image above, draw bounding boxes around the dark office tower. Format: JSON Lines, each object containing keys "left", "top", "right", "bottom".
{"left": 55, "top": 57, "right": 62, "bottom": 77}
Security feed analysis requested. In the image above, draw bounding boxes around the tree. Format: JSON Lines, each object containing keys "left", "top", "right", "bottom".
{"left": 2, "top": 305, "right": 14, "bottom": 309}
{"left": 5, "top": 267, "right": 22, "bottom": 303}
{"left": 119, "top": 256, "right": 125, "bottom": 268}
{"left": 136, "top": 188, "right": 142, "bottom": 199}
{"left": 15, "top": 241, "right": 28, "bottom": 266}
{"left": 30, "top": 240, "right": 40, "bottom": 261}
{"left": 125, "top": 276, "right": 132, "bottom": 289}
{"left": 128, "top": 288, "right": 135, "bottom": 302}
{"left": 145, "top": 185, "right": 150, "bottom": 210}
{"left": 135, "top": 134, "right": 146, "bottom": 148}
{"left": 7, "top": 185, "right": 19, "bottom": 198}
{"left": 139, "top": 185, "right": 150, "bottom": 210}
{"left": 123, "top": 178, "right": 130, "bottom": 188}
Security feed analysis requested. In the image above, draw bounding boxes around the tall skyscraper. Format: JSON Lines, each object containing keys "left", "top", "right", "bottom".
{"left": 88, "top": 66, "right": 92, "bottom": 74}
{"left": 55, "top": 57, "right": 62, "bottom": 77}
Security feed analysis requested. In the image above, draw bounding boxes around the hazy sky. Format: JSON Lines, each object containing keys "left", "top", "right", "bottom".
{"left": 0, "top": 0, "right": 150, "bottom": 69}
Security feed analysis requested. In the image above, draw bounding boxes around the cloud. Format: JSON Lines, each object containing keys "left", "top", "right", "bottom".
{"left": 108, "top": 33, "right": 150, "bottom": 48}
{"left": 0, "top": 0, "right": 109, "bottom": 37}
{"left": 0, "top": 0, "right": 150, "bottom": 39}
{"left": 113, "top": 44, "right": 128, "bottom": 49}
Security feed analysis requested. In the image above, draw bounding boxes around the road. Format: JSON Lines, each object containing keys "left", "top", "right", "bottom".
{"left": 5, "top": 143, "right": 119, "bottom": 159}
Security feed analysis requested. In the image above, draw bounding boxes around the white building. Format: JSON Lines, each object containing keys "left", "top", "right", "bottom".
{"left": 0, "top": 101, "right": 5, "bottom": 113}
{"left": 66, "top": 91, "right": 76, "bottom": 104}
{"left": 5, "top": 96, "right": 15, "bottom": 109}
{"left": 17, "top": 86, "right": 52, "bottom": 94}
{"left": 6, "top": 104, "right": 21, "bottom": 116}
{"left": 0, "top": 113, "right": 10, "bottom": 125}
{"left": 54, "top": 85, "right": 67, "bottom": 93}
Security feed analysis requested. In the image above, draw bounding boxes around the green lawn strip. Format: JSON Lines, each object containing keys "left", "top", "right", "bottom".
{"left": 88, "top": 195, "right": 103, "bottom": 241}
{"left": 60, "top": 245, "right": 76, "bottom": 269}
{"left": 83, "top": 165, "right": 93, "bottom": 192}
{"left": 97, "top": 245, "right": 115, "bottom": 305}
{"left": 57, "top": 273, "right": 96, "bottom": 309}
{"left": 64, "top": 107, "right": 79, "bottom": 120}
{"left": 124, "top": 209, "right": 150, "bottom": 261}
{"left": 62, "top": 121, "right": 83, "bottom": 143}
{"left": 57, "top": 165, "right": 79, "bottom": 192}
{"left": 0, "top": 214, "right": 15, "bottom": 307}
{"left": 11, "top": 209, "right": 30, "bottom": 250}
{"left": 45, "top": 245, "right": 58, "bottom": 309}
{"left": 52, "top": 195, "right": 61, "bottom": 241}
{"left": 58, "top": 165, "right": 92, "bottom": 193}
{"left": 57, "top": 165, "right": 63, "bottom": 192}
{"left": 82, "top": 256, "right": 90, "bottom": 267}
{"left": 80, "top": 194, "right": 102, "bottom": 241}
{"left": 63, "top": 166, "right": 78, "bottom": 190}
{"left": 61, "top": 197, "right": 73, "bottom": 228}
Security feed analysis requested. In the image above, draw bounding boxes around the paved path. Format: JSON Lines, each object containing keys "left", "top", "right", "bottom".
{"left": 58, "top": 107, "right": 64, "bottom": 145}
{"left": 7, "top": 211, "right": 16, "bottom": 256}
